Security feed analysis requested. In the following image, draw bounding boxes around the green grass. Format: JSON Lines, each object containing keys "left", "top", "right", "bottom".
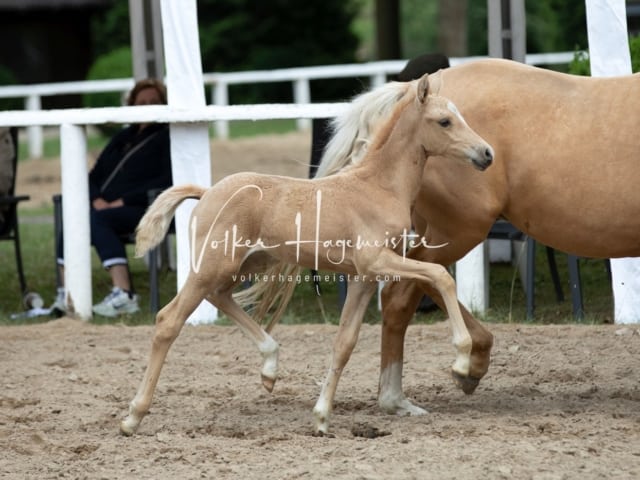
{"left": 18, "top": 131, "right": 110, "bottom": 162}
{"left": 5, "top": 125, "right": 614, "bottom": 326}
{"left": 0, "top": 208, "right": 614, "bottom": 326}
{"left": 17, "top": 120, "right": 298, "bottom": 162}
{"left": 225, "top": 119, "right": 297, "bottom": 139}
{"left": 0, "top": 210, "right": 176, "bottom": 325}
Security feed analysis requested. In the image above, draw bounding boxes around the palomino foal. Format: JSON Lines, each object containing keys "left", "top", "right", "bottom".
{"left": 120, "top": 74, "right": 493, "bottom": 435}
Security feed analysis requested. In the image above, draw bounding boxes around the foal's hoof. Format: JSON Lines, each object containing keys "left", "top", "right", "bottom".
{"left": 451, "top": 371, "right": 480, "bottom": 395}
{"left": 119, "top": 418, "right": 138, "bottom": 436}
{"left": 261, "top": 374, "right": 276, "bottom": 393}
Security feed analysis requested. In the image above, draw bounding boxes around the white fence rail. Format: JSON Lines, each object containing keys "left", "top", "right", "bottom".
{"left": 0, "top": 50, "right": 579, "bottom": 320}
{"left": 0, "top": 51, "right": 576, "bottom": 158}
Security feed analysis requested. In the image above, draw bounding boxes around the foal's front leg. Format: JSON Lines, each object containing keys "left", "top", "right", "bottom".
{"left": 313, "top": 280, "right": 377, "bottom": 434}
{"left": 369, "top": 250, "right": 474, "bottom": 389}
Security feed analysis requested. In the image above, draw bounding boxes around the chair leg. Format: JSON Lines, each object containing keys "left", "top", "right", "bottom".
{"left": 13, "top": 224, "right": 28, "bottom": 296}
{"left": 604, "top": 259, "right": 612, "bottom": 283}
{"left": 567, "top": 255, "right": 584, "bottom": 320}
{"left": 337, "top": 273, "right": 347, "bottom": 309}
{"left": 545, "top": 246, "right": 565, "bottom": 303}
{"left": 53, "top": 194, "right": 63, "bottom": 288}
{"left": 525, "top": 237, "right": 536, "bottom": 319}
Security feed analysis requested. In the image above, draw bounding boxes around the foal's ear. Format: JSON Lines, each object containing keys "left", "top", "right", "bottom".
{"left": 417, "top": 73, "right": 430, "bottom": 104}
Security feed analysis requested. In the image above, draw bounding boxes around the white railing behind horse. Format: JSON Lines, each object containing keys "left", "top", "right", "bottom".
{"left": 0, "top": 102, "right": 348, "bottom": 320}
{"left": 0, "top": 52, "right": 577, "bottom": 158}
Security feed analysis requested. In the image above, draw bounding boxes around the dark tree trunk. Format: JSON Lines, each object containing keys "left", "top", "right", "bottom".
{"left": 375, "top": 0, "right": 401, "bottom": 59}
{"left": 437, "top": 0, "right": 468, "bottom": 57}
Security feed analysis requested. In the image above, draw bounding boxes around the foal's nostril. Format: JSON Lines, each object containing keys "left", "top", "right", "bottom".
{"left": 484, "top": 148, "right": 494, "bottom": 164}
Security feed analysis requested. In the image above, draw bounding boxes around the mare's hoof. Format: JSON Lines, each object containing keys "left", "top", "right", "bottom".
{"left": 261, "top": 375, "right": 276, "bottom": 393}
{"left": 451, "top": 371, "right": 480, "bottom": 395}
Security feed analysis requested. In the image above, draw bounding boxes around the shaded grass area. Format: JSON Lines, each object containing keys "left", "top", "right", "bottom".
{"left": 0, "top": 208, "right": 173, "bottom": 325}
{"left": 17, "top": 119, "right": 299, "bottom": 162}
{"left": 226, "top": 119, "right": 297, "bottom": 139}
{"left": 1, "top": 209, "right": 614, "bottom": 326}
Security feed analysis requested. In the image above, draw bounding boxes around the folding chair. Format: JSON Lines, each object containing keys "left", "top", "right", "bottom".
{"left": 488, "top": 220, "right": 564, "bottom": 318}
{"left": 52, "top": 190, "right": 173, "bottom": 315}
{"left": 0, "top": 127, "right": 31, "bottom": 297}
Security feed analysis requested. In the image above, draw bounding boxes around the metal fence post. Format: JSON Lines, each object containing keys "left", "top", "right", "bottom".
{"left": 213, "top": 81, "right": 229, "bottom": 139}
{"left": 25, "top": 94, "right": 43, "bottom": 158}
{"left": 293, "top": 78, "right": 311, "bottom": 131}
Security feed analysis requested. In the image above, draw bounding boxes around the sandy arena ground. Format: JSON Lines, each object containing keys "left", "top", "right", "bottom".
{"left": 1, "top": 320, "right": 640, "bottom": 479}
{"left": 4, "top": 132, "right": 640, "bottom": 479}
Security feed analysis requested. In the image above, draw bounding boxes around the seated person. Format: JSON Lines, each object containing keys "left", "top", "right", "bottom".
{"left": 0, "top": 127, "right": 16, "bottom": 225}
{"left": 53, "top": 78, "right": 173, "bottom": 317}
{"left": 396, "top": 52, "right": 450, "bottom": 81}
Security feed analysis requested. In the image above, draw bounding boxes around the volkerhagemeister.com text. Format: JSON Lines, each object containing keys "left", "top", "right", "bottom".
{"left": 231, "top": 272, "right": 401, "bottom": 284}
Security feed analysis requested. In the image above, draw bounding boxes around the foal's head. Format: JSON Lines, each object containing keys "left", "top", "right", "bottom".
{"left": 413, "top": 74, "right": 494, "bottom": 171}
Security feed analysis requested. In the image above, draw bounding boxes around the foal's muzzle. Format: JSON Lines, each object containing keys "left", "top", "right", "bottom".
{"left": 471, "top": 146, "right": 494, "bottom": 171}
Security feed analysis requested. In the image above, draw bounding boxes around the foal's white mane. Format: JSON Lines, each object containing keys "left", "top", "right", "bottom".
{"left": 314, "top": 80, "right": 411, "bottom": 178}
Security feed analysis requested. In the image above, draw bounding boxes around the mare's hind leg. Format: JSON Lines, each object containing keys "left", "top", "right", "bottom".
{"left": 378, "top": 251, "right": 493, "bottom": 415}
{"left": 381, "top": 278, "right": 493, "bottom": 405}
{"left": 378, "top": 279, "right": 429, "bottom": 416}
{"left": 215, "top": 293, "right": 279, "bottom": 392}
{"left": 120, "top": 280, "right": 206, "bottom": 436}
{"left": 370, "top": 250, "right": 484, "bottom": 395}
{"left": 313, "top": 280, "right": 377, "bottom": 434}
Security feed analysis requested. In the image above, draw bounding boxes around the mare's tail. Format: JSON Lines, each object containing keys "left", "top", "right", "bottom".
{"left": 135, "top": 184, "right": 207, "bottom": 258}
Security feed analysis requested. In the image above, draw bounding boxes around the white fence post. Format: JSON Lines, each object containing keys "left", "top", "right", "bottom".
{"left": 161, "top": 0, "right": 217, "bottom": 325}
{"left": 60, "top": 124, "right": 92, "bottom": 320}
{"left": 293, "top": 78, "right": 311, "bottom": 131}
{"left": 456, "top": 242, "right": 489, "bottom": 314}
{"left": 25, "top": 94, "right": 43, "bottom": 158}
{"left": 370, "top": 72, "right": 387, "bottom": 88}
{"left": 213, "top": 80, "right": 229, "bottom": 139}
{"left": 585, "top": 0, "right": 637, "bottom": 324}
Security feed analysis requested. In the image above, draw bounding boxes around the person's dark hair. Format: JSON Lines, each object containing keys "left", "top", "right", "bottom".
{"left": 397, "top": 53, "right": 450, "bottom": 82}
{"left": 126, "top": 78, "right": 168, "bottom": 106}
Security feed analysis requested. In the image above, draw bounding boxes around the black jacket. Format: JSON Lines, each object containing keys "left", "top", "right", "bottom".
{"left": 88, "top": 123, "right": 172, "bottom": 207}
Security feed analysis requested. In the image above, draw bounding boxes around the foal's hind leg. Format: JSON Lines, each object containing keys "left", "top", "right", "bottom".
{"left": 215, "top": 294, "right": 279, "bottom": 392}
{"left": 313, "top": 280, "right": 377, "bottom": 434}
{"left": 120, "top": 282, "right": 206, "bottom": 436}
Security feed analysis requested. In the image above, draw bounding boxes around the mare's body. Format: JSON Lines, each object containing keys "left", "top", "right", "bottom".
{"left": 316, "top": 58, "right": 640, "bottom": 414}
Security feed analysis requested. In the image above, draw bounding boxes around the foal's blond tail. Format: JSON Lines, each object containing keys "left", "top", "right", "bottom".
{"left": 233, "top": 263, "right": 302, "bottom": 333}
{"left": 135, "top": 184, "right": 207, "bottom": 258}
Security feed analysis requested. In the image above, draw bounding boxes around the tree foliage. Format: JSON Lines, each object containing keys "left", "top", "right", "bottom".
{"left": 467, "top": 0, "right": 587, "bottom": 57}
{"left": 199, "top": 0, "right": 362, "bottom": 102}
{"left": 569, "top": 35, "right": 640, "bottom": 75}
{"left": 88, "top": 0, "right": 362, "bottom": 103}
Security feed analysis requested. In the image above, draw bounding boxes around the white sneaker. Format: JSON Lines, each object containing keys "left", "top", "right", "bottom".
{"left": 92, "top": 287, "right": 140, "bottom": 317}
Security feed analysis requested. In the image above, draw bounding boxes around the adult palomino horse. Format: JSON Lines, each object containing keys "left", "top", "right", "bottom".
{"left": 119, "top": 74, "right": 494, "bottom": 435}
{"left": 315, "top": 57, "right": 640, "bottom": 416}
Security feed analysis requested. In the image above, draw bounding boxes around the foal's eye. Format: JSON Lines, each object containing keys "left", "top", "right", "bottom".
{"left": 438, "top": 118, "right": 451, "bottom": 128}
